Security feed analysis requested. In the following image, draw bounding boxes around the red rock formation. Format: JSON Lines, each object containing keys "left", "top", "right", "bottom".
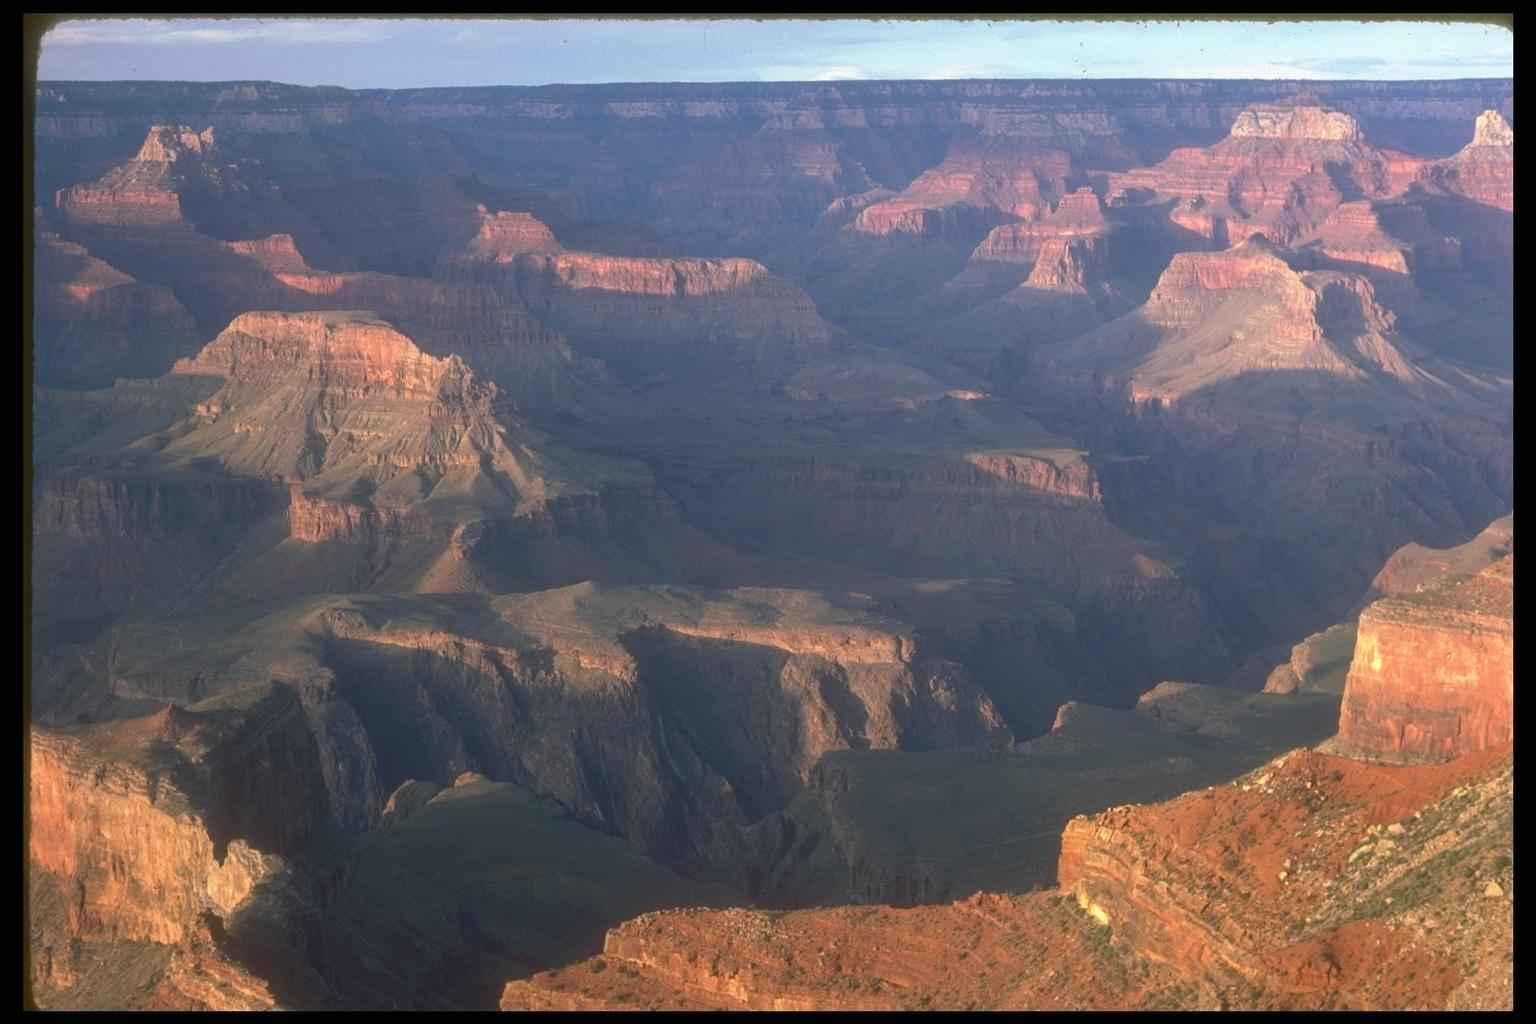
{"left": 29, "top": 686, "right": 325, "bottom": 947}
{"left": 487, "top": 251, "right": 833, "bottom": 377}
{"left": 1305, "top": 201, "right": 1459, "bottom": 277}
{"left": 1335, "top": 554, "right": 1512, "bottom": 763}
{"left": 224, "top": 233, "right": 312, "bottom": 272}
{"left": 1420, "top": 111, "right": 1514, "bottom": 211}
{"left": 504, "top": 744, "right": 1511, "bottom": 1010}
{"left": 1111, "top": 105, "right": 1428, "bottom": 248}
{"left": 461, "top": 206, "right": 564, "bottom": 259}
{"left": 1059, "top": 236, "right": 1440, "bottom": 403}
{"left": 501, "top": 892, "right": 1192, "bottom": 1010}
{"left": 969, "top": 187, "right": 1109, "bottom": 265}
{"left": 1057, "top": 745, "right": 1511, "bottom": 1008}
{"left": 852, "top": 141, "right": 1073, "bottom": 238}
{"left": 961, "top": 451, "right": 1102, "bottom": 501}
{"left": 1023, "top": 236, "right": 1109, "bottom": 294}
{"left": 165, "top": 310, "right": 547, "bottom": 510}
{"left": 286, "top": 485, "right": 435, "bottom": 543}
{"left": 55, "top": 125, "right": 216, "bottom": 225}
{"left": 1369, "top": 515, "right": 1513, "bottom": 599}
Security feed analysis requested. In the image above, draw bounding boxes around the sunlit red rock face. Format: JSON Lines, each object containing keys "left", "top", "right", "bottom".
{"left": 503, "top": 743, "right": 1512, "bottom": 1011}
{"left": 484, "top": 251, "right": 835, "bottom": 381}
{"left": 1110, "top": 105, "right": 1427, "bottom": 249}
{"left": 1420, "top": 111, "right": 1514, "bottom": 211}
{"left": 1056, "top": 237, "right": 1435, "bottom": 403}
{"left": 1335, "top": 554, "right": 1512, "bottom": 764}
{"left": 969, "top": 186, "right": 1109, "bottom": 265}
{"left": 851, "top": 140, "right": 1074, "bottom": 239}
{"left": 1055, "top": 746, "right": 1512, "bottom": 1010}
{"left": 166, "top": 310, "right": 547, "bottom": 510}
{"left": 249, "top": 266, "right": 592, "bottom": 410}
{"left": 28, "top": 684, "right": 331, "bottom": 1009}
{"left": 54, "top": 125, "right": 213, "bottom": 225}
{"left": 460, "top": 207, "right": 564, "bottom": 258}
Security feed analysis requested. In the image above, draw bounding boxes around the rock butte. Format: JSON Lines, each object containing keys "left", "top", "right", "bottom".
{"left": 30, "top": 77, "right": 1511, "bottom": 1010}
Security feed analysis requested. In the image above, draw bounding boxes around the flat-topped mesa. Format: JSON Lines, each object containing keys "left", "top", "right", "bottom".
{"left": 136, "top": 124, "right": 217, "bottom": 162}
{"left": 1228, "top": 104, "right": 1364, "bottom": 142}
{"left": 462, "top": 207, "right": 564, "bottom": 260}
{"left": 1143, "top": 238, "right": 1315, "bottom": 326}
{"left": 1335, "top": 554, "right": 1512, "bottom": 764}
{"left": 662, "top": 621, "right": 915, "bottom": 666}
{"left": 492, "top": 252, "right": 833, "bottom": 378}
{"left": 851, "top": 144, "right": 1074, "bottom": 238}
{"left": 513, "top": 252, "right": 773, "bottom": 297}
{"left": 161, "top": 310, "right": 547, "bottom": 505}
{"left": 225, "top": 233, "right": 311, "bottom": 273}
{"left": 174, "top": 310, "right": 459, "bottom": 400}
{"left": 970, "top": 187, "right": 1108, "bottom": 264}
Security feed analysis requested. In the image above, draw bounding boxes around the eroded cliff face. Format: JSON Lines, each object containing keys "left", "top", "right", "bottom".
{"left": 504, "top": 742, "right": 1512, "bottom": 1011}
{"left": 1420, "top": 111, "right": 1514, "bottom": 211}
{"left": 31, "top": 471, "right": 287, "bottom": 644}
{"left": 1368, "top": 514, "right": 1512, "bottom": 599}
{"left": 485, "top": 251, "right": 834, "bottom": 382}
{"left": 500, "top": 892, "right": 1193, "bottom": 1011}
{"left": 1108, "top": 105, "right": 1424, "bottom": 249}
{"left": 28, "top": 684, "right": 334, "bottom": 1008}
{"left": 850, "top": 141, "right": 1076, "bottom": 239}
{"left": 164, "top": 310, "right": 552, "bottom": 513}
{"left": 313, "top": 586, "right": 1012, "bottom": 868}
{"left": 1057, "top": 746, "right": 1512, "bottom": 1009}
{"left": 1334, "top": 555, "right": 1512, "bottom": 763}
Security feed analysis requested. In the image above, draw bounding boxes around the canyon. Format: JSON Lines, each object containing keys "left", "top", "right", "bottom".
{"left": 28, "top": 75, "right": 1512, "bottom": 1010}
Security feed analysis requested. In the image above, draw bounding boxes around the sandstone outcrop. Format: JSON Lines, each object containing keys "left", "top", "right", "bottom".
{"left": 28, "top": 683, "right": 333, "bottom": 1006}
{"left": 1109, "top": 105, "right": 1430, "bottom": 249}
{"left": 504, "top": 745, "right": 1511, "bottom": 1010}
{"left": 1334, "top": 554, "right": 1512, "bottom": 763}
{"left": 54, "top": 125, "right": 212, "bottom": 225}
{"left": 1262, "top": 623, "right": 1357, "bottom": 695}
{"left": 1058, "top": 236, "right": 1439, "bottom": 402}
{"left": 851, "top": 140, "right": 1074, "bottom": 239}
{"left": 461, "top": 207, "right": 564, "bottom": 258}
{"left": 482, "top": 251, "right": 834, "bottom": 382}
{"left": 1420, "top": 111, "right": 1514, "bottom": 211}
{"left": 1368, "top": 514, "right": 1513, "bottom": 600}
{"left": 166, "top": 310, "right": 547, "bottom": 511}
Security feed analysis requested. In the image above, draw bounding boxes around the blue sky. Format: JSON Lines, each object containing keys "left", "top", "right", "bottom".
{"left": 37, "top": 18, "right": 1512, "bottom": 89}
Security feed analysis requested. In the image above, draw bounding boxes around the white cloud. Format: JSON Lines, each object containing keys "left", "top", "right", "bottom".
{"left": 811, "top": 66, "right": 868, "bottom": 81}
{"left": 45, "top": 18, "right": 395, "bottom": 48}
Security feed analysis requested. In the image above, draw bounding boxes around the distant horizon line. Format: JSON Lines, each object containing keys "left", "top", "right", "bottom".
{"left": 37, "top": 75, "right": 1517, "bottom": 90}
